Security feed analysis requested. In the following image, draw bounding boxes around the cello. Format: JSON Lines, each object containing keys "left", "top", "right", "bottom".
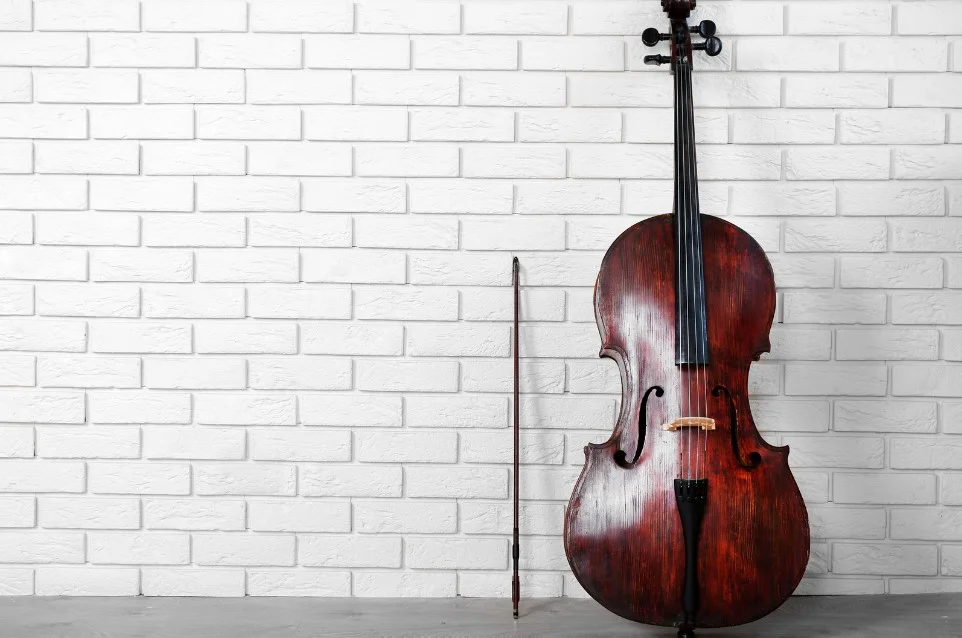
{"left": 563, "top": 2, "right": 810, "bottom": 636}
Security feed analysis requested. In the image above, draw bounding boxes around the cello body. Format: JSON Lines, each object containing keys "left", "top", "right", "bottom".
{"left": 564, "top": 215, "right": 810, "bottom": 629}
{"left": 562, "top": 2, "right": 809, "bottom": 634}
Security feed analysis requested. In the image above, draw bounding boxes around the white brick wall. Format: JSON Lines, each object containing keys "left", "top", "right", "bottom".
{"left": 0, "top": 0, "right": 958, "bottom": 599}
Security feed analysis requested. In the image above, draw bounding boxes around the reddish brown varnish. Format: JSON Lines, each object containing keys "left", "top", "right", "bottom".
{"left": 564, "top": 214, "right": 810, "bottom": 628}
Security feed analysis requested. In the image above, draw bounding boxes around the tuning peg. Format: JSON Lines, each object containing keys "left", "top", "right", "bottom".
{"left": 644, "top": 54, "right": 671, "bottom": 66}
{"left": 642, "top": 27, "right": 670, "bottom": 47}
{"left": 692, "top": 36, "right": 723, "bottom": 57}
{"left": 690, "top": 20, "right": 716, "bottom": 38}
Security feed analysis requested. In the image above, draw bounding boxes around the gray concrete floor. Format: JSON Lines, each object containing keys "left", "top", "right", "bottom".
{"left": 0, "top": 594, "right": 959, "bottom": 637}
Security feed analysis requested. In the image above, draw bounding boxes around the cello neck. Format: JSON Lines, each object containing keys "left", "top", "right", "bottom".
{"left": 672, "top": 25, "right": 710, "bottom": 366}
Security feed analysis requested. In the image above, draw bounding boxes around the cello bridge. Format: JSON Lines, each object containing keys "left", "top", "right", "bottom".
{"left": 662, "top": 417, "right": 716, "bottom": 432}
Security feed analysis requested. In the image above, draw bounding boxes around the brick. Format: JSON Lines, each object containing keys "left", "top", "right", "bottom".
{"left": 142, "top": 70, "right": 244, "bottom": 104}
{"left": 0, "top": 69, "right": 31, "bottom": 102}
{"left": 356, "top": 71, "right": 459, "bottom": 106}
{"left": 524, "top": 38, "right": 623, "bottom": 71}
{"left": 194, "top": 533, "right": 294, "bottom": 566}
{"left": 461, "top": 431, "right": 565, "bottom": 465}
{"left": 308, "top": 35, "right": 410, "bottom": 70}
{"left": 899, "top": 2, "right": 962, "bottom": 34}
{"left": 0, "top": 531, "right": 82, "bottom": 563}
{"left": 36, "top": 426, "right": 139, "bottom": 459}
{"left": 89, "top": 463, "right": 189, "bottom": 495}
{"left": 406, "top": 396, "right": 508, "bottom": 429}
{"left": 251, "top": 0, "right": 352, "bottom": 33}
{"left": 195, "top": 323, "right": 297, "bottom": 354}
{"left": 200, "top": 34, "right": 300, "bottom": 69}
{"left": 196, "top": 107, "right": 300, "bottom": 141}
{"left": 891, "top": 437, "right": 962, "bottom": 469}
{"left": 143, "top": 427, "right": 245, "bottom": 461}
{"left": 407, "top": 538, "right": 506, "bottom": 570}
{"left": 303, "top": 179, "right": 406, "bottom": 213}
{"left": 839, "top": 182, "right": 943, "bottom": 216}
{"left": 0, "top": 354, "right": 35, "bottom": 387}
{"left": 841, "top": 257, "right": 942, "bottom": 289}
{"left": 300, "top": 465, "right": 402, "bottom": 497}
{"left": 195, "top": 394, "right": 296, "bottom": 425}
{"left": 739, "top": 38, "right": 839, "bottom": 72}
{"left": 143, "top": 215, "right": 245, "bottom": 247}
{"left": 91, "top": 177, "right": 193, "bottom": 212}
{"left": 194, "top": 464, "right": 295, "bottom": 496}
{"left": 0, "top": 212, "right": 32, "bottom": 243}
{"left": 808, "top": 506, "right": 886, "bottom": 540}
{"left": 0, "top": 105, "right": 86, "bottom": 139}
{"left": 37, "top": 213, "right": 138, "bottom": 246}
{"left": 834, "top": 473, "right": 936, "bottom": 505}
{"left": 518, "top": 180, "right": 620, "bottom": 215}
{"left": 356, "top": 360, "right": 458, "bottom": 392}
{"left": 36, "top": 567, "right": 138, "bottom": 596}
{"left": 143, "top": 0, "right": 246, "bottom": 32}
{"left": 463, "top": 71, "right": 566, "bottom": 107}
{"left": 407, "top": 467, "right": 507, "bottom": 498}
{"left": 249, "top": 429, "right": 350, "bottom": 462}
{"left": 0, "top": 319, "right": 86, "bottom": 352}
{"left": 91, "top": 34, "right": 194, "bottom": 68}
{"left": 785, "top": 364, "right": 887, "bottom": 396}
{"left": 88, "top": 532, "right": 189, "bottom": 565}
{"left": 91, "top": 106, "right": 193, "bottom": 139}
{"left": 893, "top": 366, "right": 962, "bottom": 398}
{"left": 355, "top": 286, "right": 458, "bottom": 320}
{"left": 893, "top": 293, "right": 962, "bottom": 325}
{"left": 195, "top": 249, "right": 298, "bottom": 282}
{"left": 406, "top": 324, "right": 510, "bottom": 357}
{"left": 833, "top": 543, "right": 937, "bottom": 575}
{"left": 466, "top": 2, "right": 567, "bottom": 35}
{"left": 785, "top": 435, "right": 884, "bottom": 469}
{"left": 37, "top": 284, "right": 139, "bottom": 317}
{"left": 0, "top": 284, "right": 34, "bottom": 316}
{"left": 251, "top": 287, "right": 352, "bottom": 319}
{"left": 0, "top": 392, "right": 82, "bottom": 427}
{"left": 784, "top": 75, "right": 888, "bottom": 108}
{"left": 36, "top": 69, "right": 137, "bottom": 103}
{"left": 300, "top": 535, "right": 400, "bottom": 568}
{"left": 306, "top": 107, "right": 407, "bottom": 141}
{"left": 358, "top": 1, "right": 459, "bottom": 34}
{"left": 783, "top": 292, "right": 886, "bottom": 325}
{"left": 143, "top": 286, "right": 245, "bottom": 319}
{"left": 836, "top": 329, "right": 939, "bottom": 360}
{"left": 142, "top": 569, "right": 244, "bottom": 597}
{"left": 250, "top": 358, "right": 350, "bottom": 390}
{"left": 38, "top": 355, "right": 140, "bottom": 389}
{"left": 0, "top": 247, "right": 87, "bottom": 281}
{"left": 248, "top": 144, "right": 352, "bottom": 177}
{"left": 249, "top": 500, "right": 350, "bottom": 533}
{"left": 834, "top": 401, "right": 937, "bottom": 433}
{"left": 304, "top": 250, "right": 406, "bottom": 285}
{"left": 0, "top": 33, "right": 87, "bottom": 66}
{"left": 90, "top": 249, "right": 191, "bottom": 283}
{"left": 354, "top": 501, "right": 456, "bottom": 534}
{"left": 144, "top": 499, "right": 244, "bottom": 531}
{"left": 143, "top": 142, "right": 245, "bottom": 176}
{"left": 0, "top": 425, "right": 31, "bottom": 458}
{"left": 750, "top": 400, "right": 830, "bottom": 433}
{"left": 0, "top": 0, "right": 31, "bottom": 30}
{"left": 460, "top": 502, "right": 564, "bottom": 536}
{"left": 248, "top": 570, "right": 350, "bottom": 596}
{"left": 410, "top": 179, "right": 513, "bottom": 215}
{"left": 357, "top": 430, "right": 456, "bottom": 463}
{"left": 790, "top": 3, "right": 890, "bottom": 35}
{"left": 38, "top": 496, "right": 138, "bottom": 529}
{"left": 354, "top": 571, "right": 456, "bottom": 597}
{"left": 248, "top": 70, "right": 351, "bottom": 105}
{"left": 0, "top": 496, "right": 34, "bottom": 527}
{"left": 88, "top": 391, "right": 190, "bottom": 424}
{"left": 299, "top": 395, "right": 401, "bottom": 427}
{"left": 410, "top": 253, "right": 512, "bottom": 285}
{"left": 356, "top": 144, "right": 459, "bottom": 178}
{"left": 521, "top": 109, "right": 619, "bottom": 144}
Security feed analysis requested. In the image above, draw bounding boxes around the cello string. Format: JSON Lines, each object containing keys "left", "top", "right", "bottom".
{"left": 683, "top": 56, "right": 706, "bottom": 481}
{"left": 673, "top": 46, "right": 686, "bottom": 480}
{"left": 676, "top": 42, "right": 694, "bottom": 482}
{"left": 689, "top": 58, "right": 710, "bottom": 481}
{"left": 680, "top": 52, "right": 697, "bottom": 481}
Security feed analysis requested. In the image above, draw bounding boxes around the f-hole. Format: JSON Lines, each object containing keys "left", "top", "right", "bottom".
{"left": 615, "top": 386, "right": 664, "bottom": 468}
{"left": 712, "top": 385, "right": 761, "bottom": 469}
